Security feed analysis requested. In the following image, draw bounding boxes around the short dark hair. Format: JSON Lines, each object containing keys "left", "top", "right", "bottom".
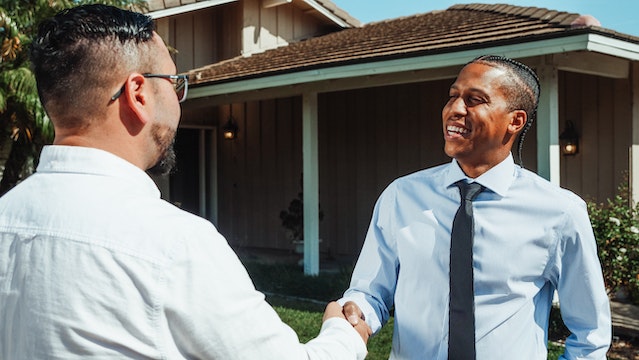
{"left": 468, "top": 55, "right": 541, "bottom": 166}
{"left": 30, "top": 4, "right": 156, "bottom": 126}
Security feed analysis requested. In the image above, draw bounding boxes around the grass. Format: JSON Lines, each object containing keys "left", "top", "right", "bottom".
{"left": 245, "top": 260, "right": 570, "bottom": 358}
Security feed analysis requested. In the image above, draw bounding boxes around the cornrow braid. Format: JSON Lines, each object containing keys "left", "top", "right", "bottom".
{"left": 468, "top": 55, "right": 541, "bottom": 167}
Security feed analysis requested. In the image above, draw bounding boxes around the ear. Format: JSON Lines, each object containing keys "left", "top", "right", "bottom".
{"left": 508, "top": 110, "right": 527, "bottom": 134}
{"left": 123, "top": 73, "right": 151, "bottom": 125}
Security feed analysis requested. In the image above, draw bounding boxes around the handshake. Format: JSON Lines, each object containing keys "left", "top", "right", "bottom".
{"left": 323, "top": 301, "right": 372, "bottom": 343}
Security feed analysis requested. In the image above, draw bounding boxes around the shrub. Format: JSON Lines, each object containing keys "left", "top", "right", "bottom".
{"left": 588, "top": 179, "right": 639, "bottom": 304}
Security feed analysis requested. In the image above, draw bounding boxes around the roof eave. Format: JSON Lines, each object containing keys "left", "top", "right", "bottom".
{"left": 303, "top": 0, "right": 356, "bottom": 28}
{"left": 187, "top": 33, "right": 639, "bottom": 102}
{"left": 148, "top": 0, "right": 237, "bottom": 19}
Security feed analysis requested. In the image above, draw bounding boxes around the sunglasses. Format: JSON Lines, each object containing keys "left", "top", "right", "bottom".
{"left": 110, "top": 73, "right": 189, "bottom": 103}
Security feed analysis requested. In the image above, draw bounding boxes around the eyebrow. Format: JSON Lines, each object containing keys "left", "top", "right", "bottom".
{"left": 450, "top": 85, "right": 490, "bottom": 97}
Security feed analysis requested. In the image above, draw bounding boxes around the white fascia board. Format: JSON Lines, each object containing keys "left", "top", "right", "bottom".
{"left": 302, "top": 0, "right": 350, "bottom": 28}
{"left": 585, "top": 34, "right": 639, "bottom": 61}
{"left": 187, "top": 34, "right": 636, "bottom": 100}
{"left": 263, "top": 0, "right": 292, "bottom": 8}
{"left": 148, "top": 0, "right": 237, "bottom": 19}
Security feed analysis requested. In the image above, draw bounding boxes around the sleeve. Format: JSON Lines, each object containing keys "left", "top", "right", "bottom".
{"left": 162, "top": 220, "right": 367, "bottom": 360}
{"left": 338, "top": 186, "right": 399, "bottom": 334}
{"left": 553, "top": 200, "right": 612, "bottom": 359}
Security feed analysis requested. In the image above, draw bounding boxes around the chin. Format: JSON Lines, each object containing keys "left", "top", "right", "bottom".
{"left": 147, "top": 146, "right": 176, "bottom": 176}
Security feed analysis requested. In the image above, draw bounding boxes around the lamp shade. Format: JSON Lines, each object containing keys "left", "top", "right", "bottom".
{"left": 559, "top": 121, "right": 579, "bottom": 155}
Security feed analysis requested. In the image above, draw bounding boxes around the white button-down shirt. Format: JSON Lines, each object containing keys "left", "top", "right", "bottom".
{"left": 0, "top": 145, "right": 366, "bottom": 360}
{"left": 341, "top": 155, "right": 611, "bottom": 359}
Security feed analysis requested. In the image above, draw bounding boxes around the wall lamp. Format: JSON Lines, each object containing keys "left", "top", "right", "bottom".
{"left": 559, "top": 120, "right": 579, "bottom": 156}
{"left": 222, "top": 105, "right": 239, "bottom": 140}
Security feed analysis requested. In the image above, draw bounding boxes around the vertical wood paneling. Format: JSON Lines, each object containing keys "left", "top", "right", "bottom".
{"left": 560, "top": 72, "right": 583, "bottom": 193}
{"left": 173, "top": 14, "right": 194, "bottom": 72}
{"left": 316, "top": 80, "right": 453, "bottom": 257}
{"left": 193, "top": 11, "right": 215, "bottom": 68}
{"left": 260, "top": 100, "right": 281, "bottom": 248}
{"left": 238, "top": 1, "right": 336, "bottom": 56}
{"left": 167, "top": 4, "right": 240, "bottom": 72}
{"left": 614, "top": 78, "right": 632, "bottom": 191}
{"left": 275, "top": 98, "right": 299, "bottom": 248}
{"left": 598, "top": 78, "right": 615, "bottom": 201}
{"left": 580, "top": 74, "right": 599, "bottom": 199}
{"left": 397, "top": 83, "right": 424, "bottom": 176}
{"left": 559, "top": 71, "right": 631, "bottom": 202}
{"left": 219, "top": 4, "right": 241, "bottom": 59}
{"left": 260, "top": 4, "right": 278, "bottom": 49}
{"left": 276, "top": 5, "right": 294, "bottom": 45}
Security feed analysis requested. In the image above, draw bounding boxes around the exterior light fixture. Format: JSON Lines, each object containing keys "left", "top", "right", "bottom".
{"left": 222, "top": 105, "right": 238, "bottom": 140}
{"left": 559, "top": 120, "right": 579, "bottom": 156}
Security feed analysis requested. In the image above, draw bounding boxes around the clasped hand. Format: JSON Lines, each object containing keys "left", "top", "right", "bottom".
{"left": 323, "top": 301, "right": 372, "bottom": 343}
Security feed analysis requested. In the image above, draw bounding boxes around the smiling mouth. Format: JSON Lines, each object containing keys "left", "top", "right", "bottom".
{"left": 446, "top": 125, "right": 469, "bottom": 136}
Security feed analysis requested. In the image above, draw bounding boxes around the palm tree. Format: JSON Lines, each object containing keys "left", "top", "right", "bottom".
{"left": 0, "top": 0, "right": 147, "bottom": 195}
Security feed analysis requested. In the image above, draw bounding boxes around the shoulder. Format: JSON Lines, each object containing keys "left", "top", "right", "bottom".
{"left": 515, "top": 167, "right": 586, "bottom": 209}
{"left": 372, "top": 163, "right": 450, "bottom": 211}
{"left": 386, "top": 163, "right": 449, "bottom": 192}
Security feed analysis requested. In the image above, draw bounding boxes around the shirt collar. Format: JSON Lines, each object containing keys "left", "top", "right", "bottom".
{"left": 444, "top": 154, "right": 516, "bottom": 197}
{"left": 37, "top": 145, "right": 161, "bottom": 198}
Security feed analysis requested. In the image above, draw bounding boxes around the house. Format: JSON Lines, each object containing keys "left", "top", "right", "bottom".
{"left": 149, "top": 1, "right": 639, "bottom": 274}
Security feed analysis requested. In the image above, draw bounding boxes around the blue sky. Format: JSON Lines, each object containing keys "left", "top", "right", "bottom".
{"left": 331, "top": 1, "right": 639, "bottom": 37}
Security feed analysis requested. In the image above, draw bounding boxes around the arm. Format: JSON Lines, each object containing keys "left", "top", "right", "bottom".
{"left": 339, "top": 188, "right": 399, "bottom": 334}
{"left": 555, "top": 201, "right": 611, "bottom": 359}
{"left": 163, "top": 220, "right": 367, "bottom": 360}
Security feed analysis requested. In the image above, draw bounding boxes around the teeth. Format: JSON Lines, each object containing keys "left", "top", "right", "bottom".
{"left": 447, "top": 125, "right": 469, "bottom": 134}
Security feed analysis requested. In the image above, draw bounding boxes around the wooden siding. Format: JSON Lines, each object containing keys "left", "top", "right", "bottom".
{"left": 319, "top": 81, "right": 453, "bottom": 257}
{"left": 242, "top": 0, "right": 334, "bottom": 55}
{"left": 165, "top": 3, "right": 241, "bottom": 72}
{"left": 216, "top": 98, "right": 304, "bottom": 251}
{"left": 559, "top": 71, "right": 632, "bottom": 202}
{"left": 161, "top": 1, "right": 342, "bottom": 73}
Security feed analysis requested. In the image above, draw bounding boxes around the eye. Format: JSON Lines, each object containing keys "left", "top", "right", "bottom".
{"left": 466, "top": 96, "right": 486, "bottom": 106}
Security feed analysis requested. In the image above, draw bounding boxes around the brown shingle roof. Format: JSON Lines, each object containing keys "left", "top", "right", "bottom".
{"left": 188, "top": 3, "right": 639, "bottom": 86}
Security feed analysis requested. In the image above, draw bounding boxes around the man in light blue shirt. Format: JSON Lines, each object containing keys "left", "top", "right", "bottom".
{"left": 340, "top": 55, "right": 611, "bottom": 358}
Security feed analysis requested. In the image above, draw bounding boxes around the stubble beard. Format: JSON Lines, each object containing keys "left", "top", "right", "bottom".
{"left": 147, "top": 123, "right": 177, "bottom": 176}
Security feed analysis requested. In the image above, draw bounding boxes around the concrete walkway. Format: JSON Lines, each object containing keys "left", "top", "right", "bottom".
{"left": 612, "top": 301, "right": 639, "bottom": 339}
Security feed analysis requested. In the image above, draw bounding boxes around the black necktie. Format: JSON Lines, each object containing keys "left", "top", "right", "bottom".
{"left": 449, "top": 181, "right": 483, "bottom": 360}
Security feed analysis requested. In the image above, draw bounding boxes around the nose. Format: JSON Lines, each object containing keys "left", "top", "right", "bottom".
{"left": 445, "top": 96, "right": 467, "bottom": 118}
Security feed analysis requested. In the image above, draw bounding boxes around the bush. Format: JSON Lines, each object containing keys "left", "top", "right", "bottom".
{"left": 588, "top": 179, "right": 639, "bottom": 304}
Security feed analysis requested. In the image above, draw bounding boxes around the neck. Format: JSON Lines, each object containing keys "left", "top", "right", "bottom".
{"left": 456, "top": 152, "right": 510, "bottom": 178}
{"left": 53, "top": 130, "right": 147, "bottom": 171}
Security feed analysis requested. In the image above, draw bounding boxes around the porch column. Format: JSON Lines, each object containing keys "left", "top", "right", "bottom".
{"left": 302, "top": 92, "right": 320, "bottom": 275}
{"left": 631, "top": 62, "right": 639, "bottom": 204}
{"left": 536, "top": 62, "right": 561, "bottom": 185}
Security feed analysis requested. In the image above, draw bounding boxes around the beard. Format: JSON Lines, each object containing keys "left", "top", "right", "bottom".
{"left": 147, "top": 124, "right": 177, "bottom": 176}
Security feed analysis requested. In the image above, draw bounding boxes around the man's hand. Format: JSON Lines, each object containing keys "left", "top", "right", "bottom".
{"left": 342, "top": 301, "right": 365, "bottom": 326}
{"left": 323, "top": 301, "right": 372, "bottom": 343}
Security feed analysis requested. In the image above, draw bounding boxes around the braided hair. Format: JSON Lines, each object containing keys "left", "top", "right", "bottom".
{"left": 468, "top": 55, "right": 541, "bottom": 167}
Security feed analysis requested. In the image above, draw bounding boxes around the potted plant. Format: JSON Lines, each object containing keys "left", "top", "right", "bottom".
{"left": 279, "top": 178, "right": 323, "bottom": 254}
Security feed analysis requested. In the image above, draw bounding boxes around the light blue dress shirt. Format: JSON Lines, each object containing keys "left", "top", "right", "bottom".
{"left": 0, "top": 145, "right": 366, "bottom": 360}
{"left": 341, "top": 155, "right": 611, "bottom": 359}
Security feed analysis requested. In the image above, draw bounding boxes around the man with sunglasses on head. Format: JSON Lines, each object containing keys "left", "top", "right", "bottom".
{"left": 0, "top": 4, "right": 369, "bottom": 359}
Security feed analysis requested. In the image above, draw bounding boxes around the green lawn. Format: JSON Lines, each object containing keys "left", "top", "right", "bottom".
{"left": 246, "top": 261, "right": 568, "bottom": 358}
